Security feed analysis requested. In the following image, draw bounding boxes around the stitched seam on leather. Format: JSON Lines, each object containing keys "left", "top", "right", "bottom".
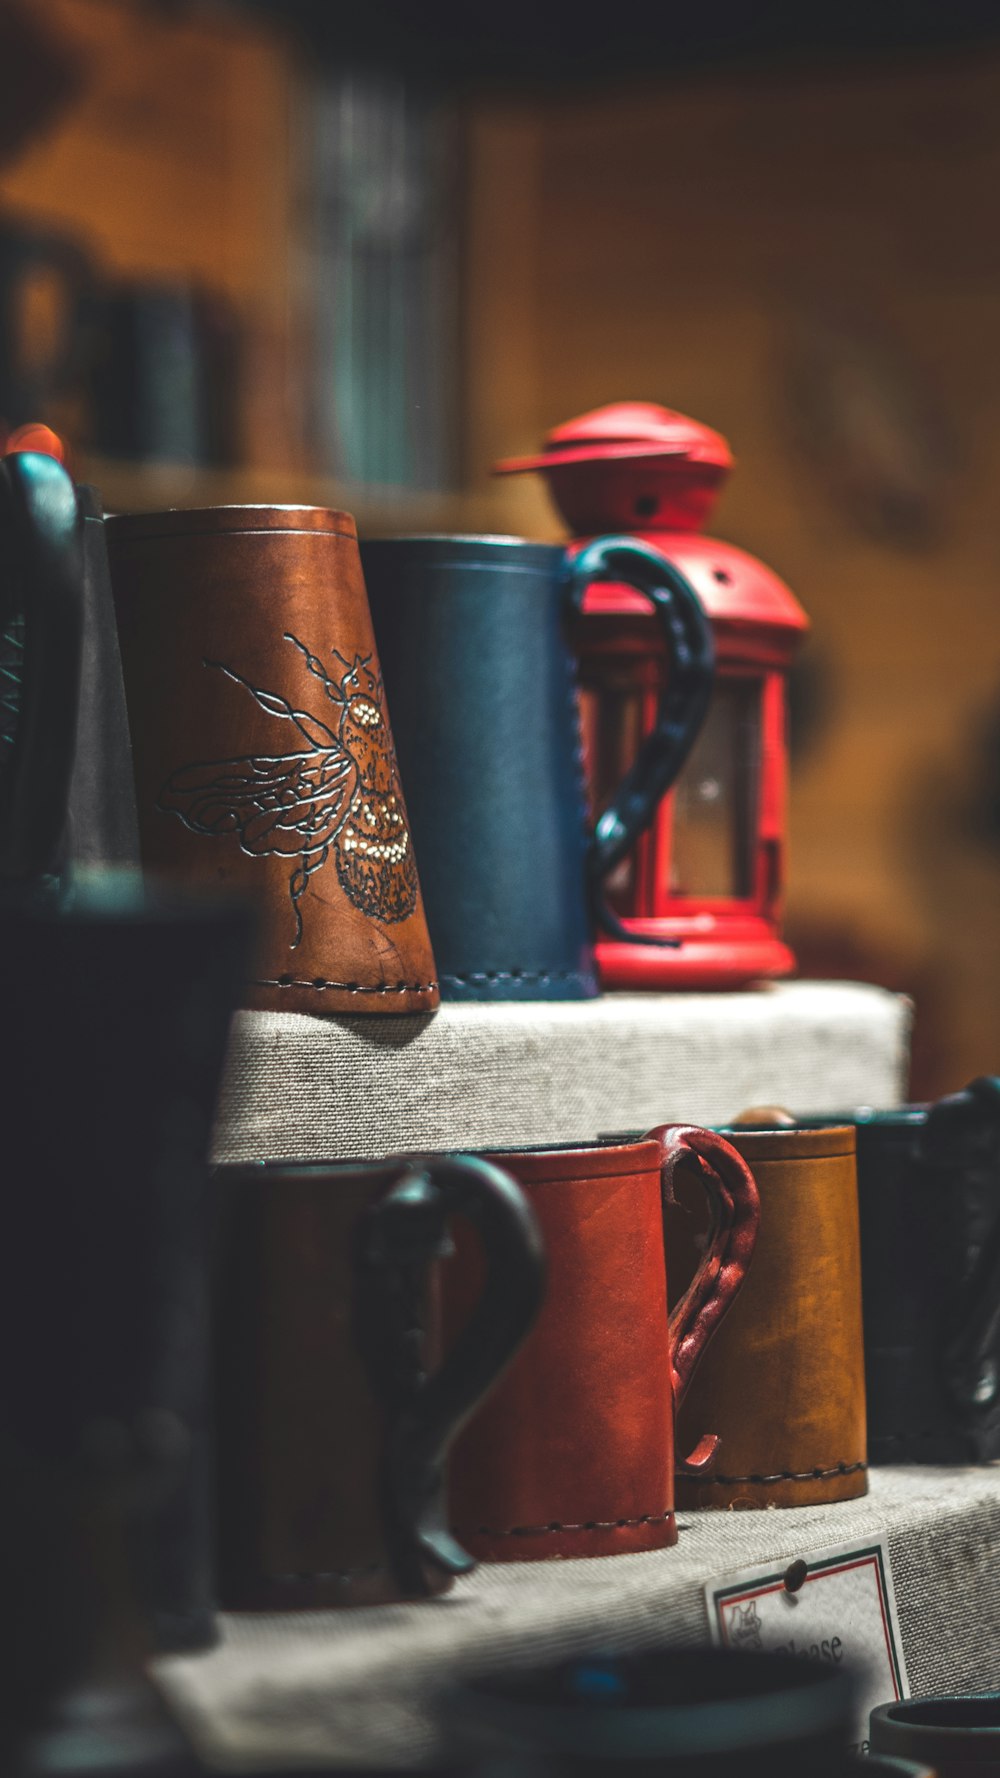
{"left": 452, "top": 1510, "right": 673, "bottom": 1537}
{"left": 692, "top": 1461, "right": 867, "bottom": 1485}
{"left": 442, "top": 970, "right": 592, "bottom": 985}
{"left": 253, "top": 976, "right": 438, "bottom": 993}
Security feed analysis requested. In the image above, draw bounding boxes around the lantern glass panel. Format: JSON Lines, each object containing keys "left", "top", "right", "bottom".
{"left": 670, "top": 677, "right": 760, "bottom": 900}
{"left": 577, "top": 668, "right": 647, "bottom": 911}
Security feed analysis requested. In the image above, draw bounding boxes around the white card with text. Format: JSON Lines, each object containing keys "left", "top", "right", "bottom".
{"left": 705, "top": 1537, "right": 909, "bottom": 1752}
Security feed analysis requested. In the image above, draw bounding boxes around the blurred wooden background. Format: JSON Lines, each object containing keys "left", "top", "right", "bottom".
{"left": 3, "top": 0, "right": 1000, "bottom": 1095}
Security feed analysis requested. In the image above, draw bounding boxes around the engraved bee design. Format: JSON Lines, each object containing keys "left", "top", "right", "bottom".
{"left": 158, "top": 632, "right": 418, "bottom": 946}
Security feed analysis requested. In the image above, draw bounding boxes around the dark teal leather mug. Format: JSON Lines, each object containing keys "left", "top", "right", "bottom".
{"left": 452, "top": 1646, "right": 855, "bottom": 1775}
{"left": 871, "top": 1695, "right": 1000, "bottom": 1774}
{"left": 363, "top": 534, "right": 713, "bottom": 1000}
{"left": 0, "top": 451, "right": 138, "bottom": 893}
{"left": 0, "top": 884, "right": 251, "bottom": 1654}
{"left": 793, "top": 1079, "right": 1000, "bottom": 1464}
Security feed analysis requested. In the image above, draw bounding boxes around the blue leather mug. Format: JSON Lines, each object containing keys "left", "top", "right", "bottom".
{"left": 363, "top": 534, "right": 713, "bottom": 1000}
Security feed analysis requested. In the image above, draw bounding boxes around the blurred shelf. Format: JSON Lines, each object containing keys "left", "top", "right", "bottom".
{"left": 154, "top": 1466, "right": 1000, "bottom": 1769}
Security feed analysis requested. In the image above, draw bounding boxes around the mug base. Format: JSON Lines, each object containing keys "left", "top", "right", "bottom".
{"left": 439, "top": 967, "right": 600, "bottom": 1002}
{"left": 451, "top": 1509, "right": 678, "bottom": 1562}
{"left": 244, "top": 978, "right": 440, "bottom": 1016}
{"left": 218, "top": 1563, "right": 454, "bottom": 1610}
{"left": 676, "top": 1464, "right": 868, "bottom": 1511}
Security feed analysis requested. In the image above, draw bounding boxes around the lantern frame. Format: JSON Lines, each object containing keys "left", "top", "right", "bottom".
{"left": 496, "top": 403, "right": 808, "bottom": 989}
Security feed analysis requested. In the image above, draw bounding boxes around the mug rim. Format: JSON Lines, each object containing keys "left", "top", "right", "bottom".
{"left": 871, "top": 1693, "right": 1000, "bottom": 1751}
{"left": 359, "top": 533, "right": 563, "bottom": 565}
{"left": 105, "top": 503, "right": 357, "bottom": 540}
{"left": 479, "top": 1135, "right": 662, "bottom": 1183}
{"left": 214, "top": 1136, "right": 664, "bottom": 1185}
{"left": 721, "top": 1124, "right": 857, "bottom": 1160}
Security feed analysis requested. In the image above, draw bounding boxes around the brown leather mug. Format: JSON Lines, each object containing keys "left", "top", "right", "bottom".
{"left": 442, "top": 1126, "right": 759, "bottom": 1562}
{"left": 671, "top": 1117, "right": 868, "bottom": 1510}
{"left": 212, "top": 1154, "right": 544, "bottom": 1609}
{"left": 107, "top": 505, "right": 439, "bottom": 1016}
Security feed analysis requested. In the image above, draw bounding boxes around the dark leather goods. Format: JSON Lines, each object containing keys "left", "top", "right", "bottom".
{"left": 0, "top": 886, "right": 251, "bottom": 1654}
{"left": 0, "top": 453, "right": 139, "bottom": 889}
{"left": 362, "top": 534, "right": 712, "bottom": 1000}
{"left": 0, "top": 218, "right": 90, "bottom": 431}
{"left": 870, "top": 1695, "right": 1000, "bottom": 1775}
{"left": 67, "top": 485, "right": 141, "bottom": 873}
{"left": 442, "top": 1127, "right": 758, "bottom": 1561}
{"left": 453, "top": 1647, "right": 855, "bottom": 1778}
{"left": 107, "top": 504, "right": 439, "bottom": 1016}
{"left": 671, "top": 1123, "right": 868, "bottom": 1510}
{"left": 211, "top": 1155, "right": 544, "bottom": 1610}
{"left": 801, "top": 1079, "right": 1000, "bottom": 1466}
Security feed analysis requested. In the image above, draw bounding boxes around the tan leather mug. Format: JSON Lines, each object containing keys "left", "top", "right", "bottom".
{"left": 108, "top": 505, "right": 439, "bottom": 1015}
{"left": 671, "top": 1114, "right": 867, "bottom": 1509}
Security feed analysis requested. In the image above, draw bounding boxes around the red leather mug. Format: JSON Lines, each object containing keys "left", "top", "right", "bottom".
{"left": 442, "top": 1126, "right": 759, "bottom": 1561}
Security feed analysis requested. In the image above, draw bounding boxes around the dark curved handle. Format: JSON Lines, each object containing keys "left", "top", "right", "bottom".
{"left": 354, "top": 1155, "right": 545, "bottom": 1596}
{"left": 0, "top": 451, "right": 84, "bottom": 882}
{"left": 566, "top": 536, "right": 714, "bottom": 941}
{"left": 921, "top": 1077, "right": 1000, "bottom": 1434}
{"left": 648, "top": 1123, "right": 760, "bottom": 1473}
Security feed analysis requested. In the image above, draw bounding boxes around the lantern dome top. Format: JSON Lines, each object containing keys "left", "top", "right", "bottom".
{"left": 494, "top": 402, "right": 734, "bottom": 475}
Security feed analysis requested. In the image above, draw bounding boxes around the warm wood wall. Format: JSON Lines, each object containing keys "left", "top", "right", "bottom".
{"left": 467, "top": 57, "right": 1000, "bottom": 1094}
{"left": 3, "top": 8, "right": 999, "bottom": 1091}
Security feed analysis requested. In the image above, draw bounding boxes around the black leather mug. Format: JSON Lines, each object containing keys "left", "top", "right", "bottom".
{"left": 211, "top": 1155, "right": 544, "bottom": 1609}
{"left": 79, "top": 279, "right": 241, "bottom": 467}
{"left": 452, "top": 1647, "right": 855, "bottom": 1776}
{"left": 795, "top": 1079, "right": 1000, "bottom": 1464}
{"left": 870, "top": 1695, "right": 1000, "bottom": 1774}
{"left": 0, "top": 885, "right": 252, "bottom": 1654}
{"left": 0, "top": 451, "right": 138, "bottom": 890}
{"left": 363, "top": 534, "right": 713, "bottom": 1000}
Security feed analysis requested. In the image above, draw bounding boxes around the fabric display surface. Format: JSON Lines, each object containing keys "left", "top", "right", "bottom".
{"left": 669, "top": 1123, "right": 868, "bottom": 1510}
{"left": 442, "top": 1126, "right": 758, "bottom": 1561}
{"left": 212, "top": 981, "right": 910, "bottom": 1162}
{"left": 152, "top": 1468, "right": 1000, "bottom": 1772}
{"left": 107, "top": 504, "right": 439, "bottom": 1017}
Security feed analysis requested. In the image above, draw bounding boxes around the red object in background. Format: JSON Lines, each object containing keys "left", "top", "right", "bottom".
{"left": 2, "top": 421, "right": 66, "bottom": 462}
{"left": 495, "top": 403, "right": 809, "bottom": 989}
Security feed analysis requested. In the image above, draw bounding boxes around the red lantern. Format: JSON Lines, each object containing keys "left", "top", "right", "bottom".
{"left": 495, "top": 403, "right": 809, "bottom": 989}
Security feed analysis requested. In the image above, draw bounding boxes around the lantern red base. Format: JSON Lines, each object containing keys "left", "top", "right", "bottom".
{"left": 596, "top": 924, "right": 795, "bottom": 991}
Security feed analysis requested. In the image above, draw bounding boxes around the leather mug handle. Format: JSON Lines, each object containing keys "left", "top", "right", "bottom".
{"left": 646, "top": 1123, "right": 760, "bottom": 1473}
{"left": 353, "top": 1155, "right": 545, "bottom": 1597}
{"left": 565, "top": 536, "right": 715, "bottom": 944}
{"left": 0, "top": 451, "right": 84, "bottom": 882}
